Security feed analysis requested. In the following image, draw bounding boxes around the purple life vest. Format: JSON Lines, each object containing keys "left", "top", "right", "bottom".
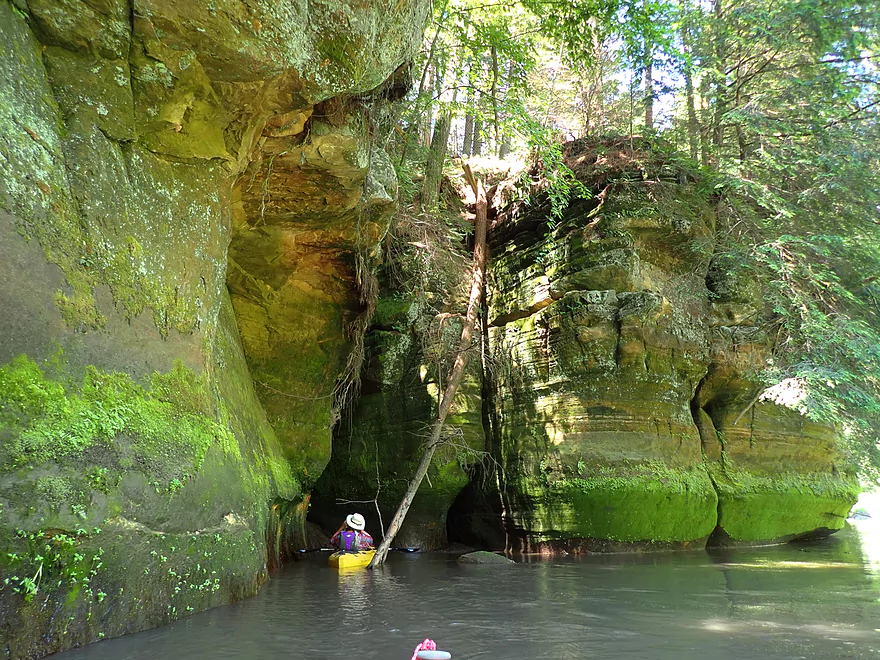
{"left": 340, "top": 530, "right": 358, "bottom": 551}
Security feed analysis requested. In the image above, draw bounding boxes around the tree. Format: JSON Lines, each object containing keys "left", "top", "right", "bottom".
{"left": 370, "top": 167, "right": 488, "bottom": 567}
{"left": 385, "top": 0, "right": 880, "bottom": 478}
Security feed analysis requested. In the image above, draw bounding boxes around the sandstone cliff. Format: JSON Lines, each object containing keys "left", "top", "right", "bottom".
{"left": 317, "top": 140, "right": 858, "bottom": 554}
{"left": 483, "top": 140, "right": 858, "bottom": 552}
{"left": 0, "top": 1, "right": 861, "bottom": 655}
{"left": 0, "top": 0, "right": 428, "bottom": 655}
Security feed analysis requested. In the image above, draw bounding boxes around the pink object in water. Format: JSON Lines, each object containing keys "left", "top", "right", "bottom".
{"left": 411, "top": 638, "right": 437, "bottom": 660}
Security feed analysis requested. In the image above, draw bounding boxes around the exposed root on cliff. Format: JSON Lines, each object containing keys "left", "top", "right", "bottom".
{"left": 331, "top": 249, "right": 378, "bottom": 429}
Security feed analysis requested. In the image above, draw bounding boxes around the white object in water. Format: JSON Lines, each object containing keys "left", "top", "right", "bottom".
{"left": 417, "top": 652, "right": 452, "bottom": 660}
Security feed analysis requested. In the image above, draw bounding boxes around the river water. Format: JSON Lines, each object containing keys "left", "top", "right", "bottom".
{"left": 56, "top": 521, "right": 880, "bottom": 660}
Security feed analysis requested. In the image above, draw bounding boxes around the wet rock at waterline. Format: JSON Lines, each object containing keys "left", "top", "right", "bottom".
{"left": 457, "top": 551, "right": 515, "bottom": 565}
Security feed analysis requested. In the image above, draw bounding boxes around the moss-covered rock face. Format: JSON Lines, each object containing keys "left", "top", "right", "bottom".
{"left": 310, "top": 297, "right": 484, "bottom": 549}
{"left": 693, "top": 288, "right": 860, "bottom": 545}
{"left": 0, "top": 316, "right": 287, "bottom": 656}
{"left": 0, "top": 0, "right": 427, "bottom": 655}
{"left": 482, "top": 139, "right": 857, "bottom": 552}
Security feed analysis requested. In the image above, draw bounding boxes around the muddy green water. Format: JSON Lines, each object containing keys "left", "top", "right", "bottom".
{"left": 56, "top": 521, "right": 880, "bottom": 659}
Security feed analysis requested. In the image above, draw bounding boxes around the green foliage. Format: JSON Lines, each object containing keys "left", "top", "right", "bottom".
{"left": 0, "top": 519, "right": 260, "bottom": 620}
{"left": 749, "top": 235, "right": 880, "bottom": 477}
{"left": 86, "top": 466, "right": 116, "bottom": 494}
{"left": 34, "top": 477, "right": 78, "bottom": 511}
{"left": 392, "top": 0, "right": 542, "bottom": 165}
{"left": 520, "top": 120, "right": 592, "bottom": 219}
{"left": 392, "top": 158, "right": 422, "bottom": 204}
{"left": 2, "top": 528, "right": 99, "bottom": 604}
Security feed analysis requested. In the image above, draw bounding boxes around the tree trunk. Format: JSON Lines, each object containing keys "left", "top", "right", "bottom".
{"left": 685, "top": 68, "right": 699, "bottom": 160}
{"left": 399, "top": 7, "right": 447, "bottom": 166}
{"left": 369, "top": 168, "right": 488, "bottom": 568}
{"left": 682, "top": 2, "right": 699, "bottom": 160}
{"left": 491, "top": 46, "right": 501, "bottom": 154}
{"left": 499, "top": 135, "right": 512, "bottom": 158}
{"left": 699, "top": 75, "right": 711, "bottom": 166}
{"left": 472, "top": 108, "right": 483, "bottom": 156}
{"left": 734, "top": 49, "right": 748, "bottom": 164}
{"left": 463, "top": 111, "right": 474, "bottom": 156}
{"left": 421, "top": 66, "right": 437, "bottom": 147}
{"left": 587, "top": 18, "right": 604, "bottom": 133}
{"left": 711, "top": 0, "right": 726, "bottom": 158}
{"left": 421, "top": 112, "right": 452, "bottom": 209}
{"left": 643, "top": 55, "right": 654, "bottom": 130}
{"left": 498, "top": 58, "right": 515, "bottom": 157}
{"left": 462, "top": 56, "right": 475, "bottom": 157}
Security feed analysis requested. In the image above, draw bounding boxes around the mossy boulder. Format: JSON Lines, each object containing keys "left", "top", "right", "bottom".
{"left": 487, "top": 180, "right": 715, "bottom": 549}
{"left": 691, "top": 297, "right": 858, "bottom": 543}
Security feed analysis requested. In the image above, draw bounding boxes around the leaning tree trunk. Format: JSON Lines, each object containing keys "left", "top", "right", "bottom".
{"left": 369, "top": 166, "right": 488, "bottom": 568}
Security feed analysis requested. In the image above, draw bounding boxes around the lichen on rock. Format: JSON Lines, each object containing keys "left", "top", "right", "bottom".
{"left": 469, "top": 138, "right": 858, "bottom": 553}
{"left": 0, "top": 0, "right": 430, "bottom": 654}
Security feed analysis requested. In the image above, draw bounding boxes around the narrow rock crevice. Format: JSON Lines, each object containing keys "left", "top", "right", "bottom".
{"left": 690, "top": 375, "right": 726, "bottom": 546}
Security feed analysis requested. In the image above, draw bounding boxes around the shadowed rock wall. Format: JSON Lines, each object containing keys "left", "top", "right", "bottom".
{"left": 310, "top": 297, "right": 484, "bottom": 549}
{"left": 0, "top": 0, "right": 428, "bottom": 656}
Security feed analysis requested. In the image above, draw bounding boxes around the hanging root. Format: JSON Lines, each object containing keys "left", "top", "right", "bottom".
{"left": 330, "top": 196, "right": 381, "bottom": 428}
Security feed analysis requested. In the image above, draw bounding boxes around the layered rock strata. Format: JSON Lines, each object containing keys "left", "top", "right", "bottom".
{"left": 311, "top": 142, "right": 858, "bottom": 555}
{"left": 0, "top": 0, "right": 427, "bottom": 656}
{"left": 482, "top": 142, "right": 858, "bottom": 551}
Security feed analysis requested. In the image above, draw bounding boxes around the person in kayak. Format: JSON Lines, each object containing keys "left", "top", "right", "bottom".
{"left": 329, "top": 513, "right": 374, "bottom": 552}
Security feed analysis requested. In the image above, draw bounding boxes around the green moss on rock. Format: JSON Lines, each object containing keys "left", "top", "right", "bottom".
{"left": 0, "top": 355, "right": 239, "bottom": 481}
{"left": 0, "top": 515, "right": 264, "bottom": 658}
{"left": 712, "top": 469, "right": 859, "bottom": 543}
{"left": 512, "top": 461, "right": 718, "bottom": 545}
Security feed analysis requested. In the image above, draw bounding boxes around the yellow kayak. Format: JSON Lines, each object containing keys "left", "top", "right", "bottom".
{"left": 328, "top": 549, "right": 375, "bottom": 569}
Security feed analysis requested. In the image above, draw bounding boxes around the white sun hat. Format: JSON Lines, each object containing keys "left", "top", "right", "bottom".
{"left": 346, "top": 513, "right": 366, "bottom": 530}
